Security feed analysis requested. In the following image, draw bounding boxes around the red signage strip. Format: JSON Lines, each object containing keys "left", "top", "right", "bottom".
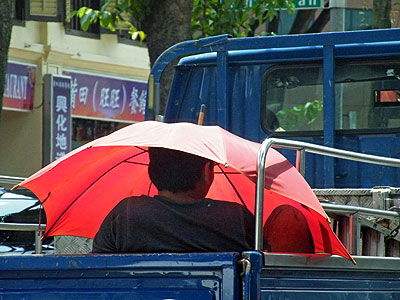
{"left": 3, "top": 61, "right": 36, "bottom": 112}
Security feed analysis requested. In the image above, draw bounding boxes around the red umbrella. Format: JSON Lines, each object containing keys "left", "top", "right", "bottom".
{"left": 13, "top": 121, "right": 352, "bottom": 261}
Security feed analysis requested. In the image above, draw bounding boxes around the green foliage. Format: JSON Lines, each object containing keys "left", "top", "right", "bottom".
{"left": 192, "top": 0, "right": 295, "bottom": 38}
{"left": 66, "top": 0, "right": 149, "bottom": 40}
{"left": 68, "top": 0, "right": 295, "bottom": 41}
{"left": 276, "top": 99, "right": 323, "bottom": 131}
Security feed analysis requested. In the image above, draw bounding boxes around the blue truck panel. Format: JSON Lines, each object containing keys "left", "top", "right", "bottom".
{"left": 243, "top": 252, "right": 400, "bottom": 300}
{"left": 0, "top": 252, "right": 240, "bottom": 300}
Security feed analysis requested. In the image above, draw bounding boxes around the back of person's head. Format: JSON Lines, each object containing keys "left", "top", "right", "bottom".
{"left": 148, "top": 147, "right": 212, "bottom": 193}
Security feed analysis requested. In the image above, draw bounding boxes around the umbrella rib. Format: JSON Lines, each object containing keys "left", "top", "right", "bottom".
{"left": 214, "top": 171, "right": 240, "bottom": 174}
{"left": 125, "top": 162, "right": 148, "bottom": 166}
{"left": 216, "top": 164, "right": 248, "bottom": 210}
{"left": 147, "top": 182, "right": 153, "bottom": 196}
{"left": 45, "top": 148, "right": 147, "bottom": 237}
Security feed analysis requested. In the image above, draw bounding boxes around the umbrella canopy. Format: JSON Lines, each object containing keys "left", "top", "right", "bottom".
{"left": 14, "top": 121, "right": 352, "bottom": 261}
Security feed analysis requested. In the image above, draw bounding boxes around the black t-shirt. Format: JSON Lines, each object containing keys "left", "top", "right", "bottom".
{"left": 92, "top": 195, "right": 256, "bottom": 253}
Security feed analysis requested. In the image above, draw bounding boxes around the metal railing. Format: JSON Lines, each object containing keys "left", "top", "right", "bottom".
{"left": 0, "top": 175, "right": 26, "bottom": 187}
{"left": 321, "top": 203, "right": 400, "bottom": 219}
{"left": 255, "top": 138, "right": 400, "bottom": 250}
{"left": 0, "top": 223, "right": 45, "bottom": 254}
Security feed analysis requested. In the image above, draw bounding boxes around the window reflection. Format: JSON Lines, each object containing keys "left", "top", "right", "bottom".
{"left": 263, "top": 62, "right": 400, "bottom": 133}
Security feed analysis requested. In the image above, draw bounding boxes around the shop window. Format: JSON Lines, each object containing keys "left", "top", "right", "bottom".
{"left": 65, "top": 0, "right": 100, "bottom": 38}
{"left": 117, "top": 29, "right": 142, "bottom": 46}
{"left": 72, "top": 118, "right": 129, "bottom": 149}
{"left": 27, "top": 0, "right": 64, "bottom": 22}
{"left": 116, "top": 19, "right": 146, "bottom": 46}
{"left": 14, "top": 0, "right": 28, "bottom": 24}
{"left": 262, "top": 61, "right": 400, "bottom": 134}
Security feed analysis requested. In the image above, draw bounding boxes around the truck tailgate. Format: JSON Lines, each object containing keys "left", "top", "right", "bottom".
{"left": 0, "top": 252, "right": 240, "bottom": 300}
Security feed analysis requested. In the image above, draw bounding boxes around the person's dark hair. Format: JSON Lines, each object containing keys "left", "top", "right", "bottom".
{"left": 148, "top": 147, "right": 211, "bottom": 193}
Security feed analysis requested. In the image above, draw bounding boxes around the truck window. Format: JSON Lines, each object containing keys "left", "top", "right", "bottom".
{"left": 262, "top": 61, "right": 400, "bottom": 133}
{"left": 262, "top": 65, "right": 324, "bottom": 133}
{"left": 335, "top": 62, "right": 400, "bottom": 130}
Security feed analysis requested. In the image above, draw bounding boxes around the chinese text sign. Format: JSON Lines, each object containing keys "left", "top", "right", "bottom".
{"left": 50, "top": 75, "right": 72, "bottom": 162}
{"left": 63, "top": 70, "right": 147, "bottom": 123}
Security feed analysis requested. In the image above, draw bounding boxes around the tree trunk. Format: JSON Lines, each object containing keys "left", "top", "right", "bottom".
{"left": 372, "top": 0, "right": 391, "bottom": 29}
{"left": 142, "top": 0, "right": 193, "bottom": 115}
{"left": 0, "top": 0, "right": 14, "bottom": 125}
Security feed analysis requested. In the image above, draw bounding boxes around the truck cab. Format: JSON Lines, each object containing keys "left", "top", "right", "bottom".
{"left": 148, "top": 29, "right": 400, "bottom": 189}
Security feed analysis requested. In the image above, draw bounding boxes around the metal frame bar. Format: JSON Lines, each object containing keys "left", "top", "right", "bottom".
{"left": 0, "top": 223, "right": 46, "bottom": 254}
{"left": 255, "top": 138, "right": 400, "bottom": 250}
{"left": 216, "top": 51, "right": 228, "bottom": 128}
{"left": 322, "top": 45, "right": 335, "bottom": 187}
{"left": 321, "top": 203, "right": 400, "bottom": 219}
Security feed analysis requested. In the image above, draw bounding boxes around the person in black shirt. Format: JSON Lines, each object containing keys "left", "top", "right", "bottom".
{"left": 92, "top": 147, "right": 259, "bottom": 253}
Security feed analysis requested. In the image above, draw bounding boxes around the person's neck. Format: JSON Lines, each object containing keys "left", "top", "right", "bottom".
{"left": 158, "top": 190, "right": 202, "bottom": 202}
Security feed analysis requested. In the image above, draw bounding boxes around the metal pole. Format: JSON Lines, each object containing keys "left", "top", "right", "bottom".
{"left": 255, "top": 137, "right": 400, "bottom": 251}
{"left": 0, "top": 223, "right": 46, "bottom": 254}
{"left": 35, "top": 229, "right": 43, "bottom": 254}
{"left": 295, "top": 148, "right": 306, "bottom": 176}
{"left": 322, "top": 203, "right": 400, "bottom": 219}
{"left": 255, "top": 139, "right": 275, "bottom": 250}
{"left": 265, "top": 138, "right": 400, "bottom": 168}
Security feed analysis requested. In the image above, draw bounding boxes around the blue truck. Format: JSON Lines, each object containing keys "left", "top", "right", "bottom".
{"left": 148, "top": 28, "right": 400, "bottom": 189}
{"left": 2, "top": 29, "right": 400, "bottom": 299}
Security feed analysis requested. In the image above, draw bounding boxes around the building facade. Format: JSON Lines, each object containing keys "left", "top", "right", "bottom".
{"left": 0, "top": 0, "right": 150, "bottom": 180}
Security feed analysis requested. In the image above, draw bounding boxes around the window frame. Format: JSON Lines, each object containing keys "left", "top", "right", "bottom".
{"left": 261, "top": 59, "right": 400, "bottom": 137}
{"left": 261, "top": 61, "right": 324, "bottom": 137}
{"left": 64, "top": 0, "right": 101, "bottom": 39}
{"left": 27, "top": 0, "right": 64, "bottom": 22}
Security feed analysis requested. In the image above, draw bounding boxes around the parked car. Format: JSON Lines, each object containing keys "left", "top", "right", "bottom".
{"left": 0, "top": 187, "right": 53, "bottom": 254}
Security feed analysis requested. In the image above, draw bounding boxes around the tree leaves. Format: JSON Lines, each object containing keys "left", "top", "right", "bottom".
{"left": 68, "top": 0, "right": 295, "bottom": 42}
{"left": 192, "top": 0, "right": 295, "bottom": 38}
{"left": 67, "top": 0, "right": 147, "bottom": 40}
{"left": 276, "top": 100, "right": 323, "bottom": 131}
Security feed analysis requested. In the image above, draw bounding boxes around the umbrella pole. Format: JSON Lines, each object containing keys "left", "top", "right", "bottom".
{"left": 198, "top": 104, "right": 206, "bottom": 125}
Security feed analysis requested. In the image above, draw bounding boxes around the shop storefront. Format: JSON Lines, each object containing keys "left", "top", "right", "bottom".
{"left": 2, "top": 18, "right": 150, "bottom": 181}
{"left": 0, "top": 60, "right": 41, "bottom": 180}
{"left": 62, "top": 70, "right": 147, "bottom": 150}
